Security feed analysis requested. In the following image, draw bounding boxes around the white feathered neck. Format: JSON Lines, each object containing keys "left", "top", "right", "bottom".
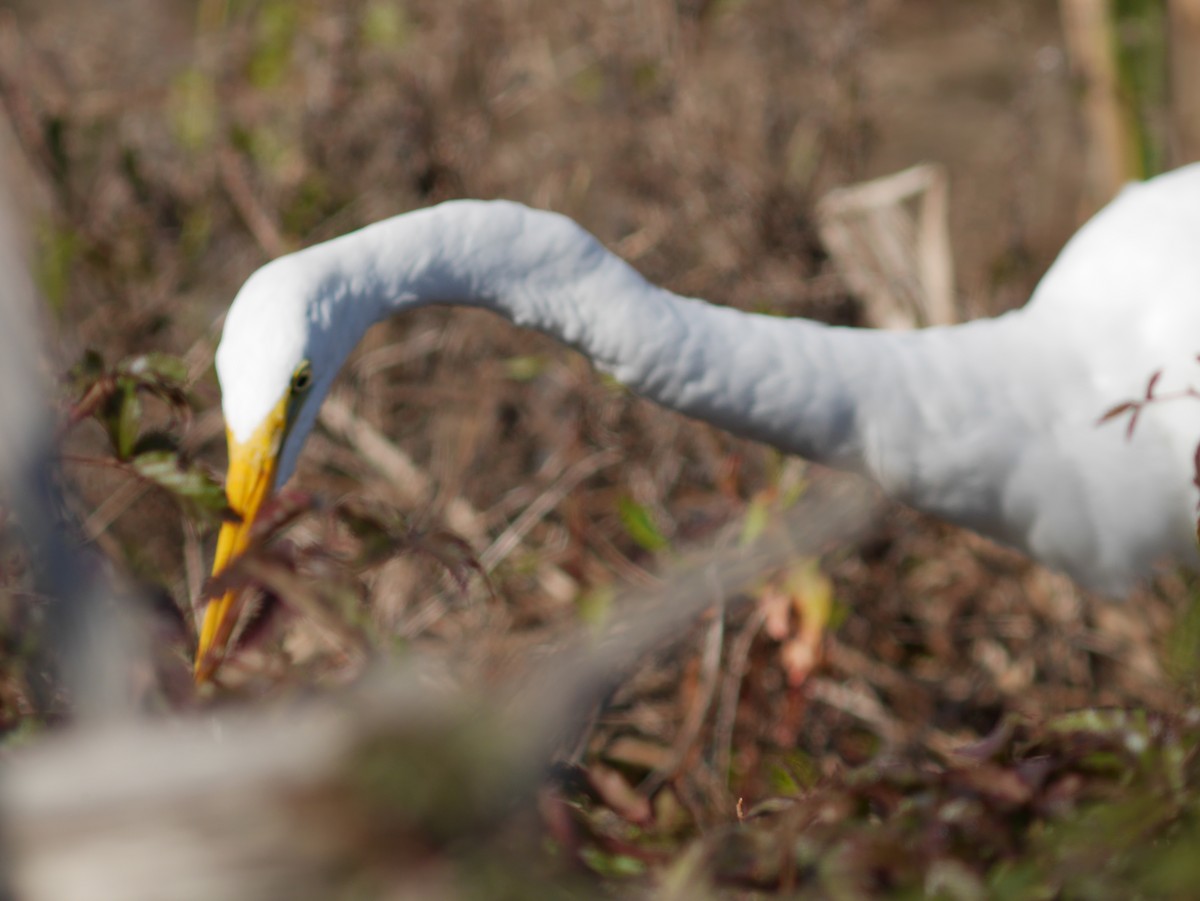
{"left": 216, "top": 164, "right": 1200, "bottom": 592}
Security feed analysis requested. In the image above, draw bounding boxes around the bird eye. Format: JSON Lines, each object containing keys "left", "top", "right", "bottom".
{"left": 291, "top": 362, "right": 313, "bottom": 394}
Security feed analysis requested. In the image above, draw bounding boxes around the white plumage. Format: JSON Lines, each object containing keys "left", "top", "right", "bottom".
{"left": 210, "top": 163, "right": 1200, "bottom": 653}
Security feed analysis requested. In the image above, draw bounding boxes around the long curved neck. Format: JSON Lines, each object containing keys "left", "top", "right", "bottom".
{"left": 295, "top": 199, "right": 1027, "bottom": 490}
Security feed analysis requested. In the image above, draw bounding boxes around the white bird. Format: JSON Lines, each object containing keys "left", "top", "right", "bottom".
{"left": 196, "top": 163, "right": 1200, "bottom": 680}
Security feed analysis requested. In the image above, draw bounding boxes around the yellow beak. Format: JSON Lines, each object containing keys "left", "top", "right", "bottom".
{"left": 194, "top": 398, "right": 288, "bottom": 683}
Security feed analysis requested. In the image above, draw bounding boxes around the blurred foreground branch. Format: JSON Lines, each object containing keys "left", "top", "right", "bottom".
{"left": 1169, "top": 0, "right": 1200, "bottom": 161}
{"left": 0, "top": 121, "right": 140, "bottom": 721}
{"left": 1, "top": 480, "right": 878, "bottom": 901}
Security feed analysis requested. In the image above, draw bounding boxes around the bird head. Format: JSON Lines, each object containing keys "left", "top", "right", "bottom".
{"left": 195, "top": 259, "right": 331, "bottom": 682}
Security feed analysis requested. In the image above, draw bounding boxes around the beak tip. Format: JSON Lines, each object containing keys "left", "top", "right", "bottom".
{"left": 194, "top": 588, "right": 237, "bottom": 686}
{"left": 193, "top": 655, "right": 213, "bottom": 685}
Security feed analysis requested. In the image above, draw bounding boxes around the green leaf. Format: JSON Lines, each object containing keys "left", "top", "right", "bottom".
{"left": 35, "top": 221, "right": 80, "bottom": 315}
{"left": 249, "top": 0, "right": 299, "bottom": 88}
{"left": 115, "top": 381, "right": 141, "bottom": 460}
{"left": 361, "top": 0, "right": 411, "bottom": 49}
{"left": 281, "top": 174, "right": 332, "bottom": 236}
{"left": 97, "top": 380, "right": 141, "bottom": 460}
{"left": 575, "top": 584, "right": 615, "bottom": 627}
{"left": 65, "top": 350, "right": 192, "bottom": 449}
{"left": 570, "top": 63, "right": 605, "bottom": 105}
{"left": 168, "top": 69, "right": 218, "bottom": 153}
{"left": 118, "top": 354, "right": 192, "bottom": 421}
{"left": 739, "top": 495, "right": 770, "bottom": 546}
{"left": 130, "top": 451, "right": 229, "bottom": 523}
{"left": 120, "top": 352, "right": 188, "bottom": 385}
{"left": 503, "top": 355, "right": 547, "bottom": 382}
{"left": 617, "top": 497, "right": 668, "bottom": 553}
{"left": 766, "top": 761, "right": 802, "bottom": 796}
{"left": 579, "top": 846, "right": 646, "bottom": 878}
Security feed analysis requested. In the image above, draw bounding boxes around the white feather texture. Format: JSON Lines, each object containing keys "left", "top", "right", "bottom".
{"left": 215, "top": 163, "right": 1200, "bottom": 593}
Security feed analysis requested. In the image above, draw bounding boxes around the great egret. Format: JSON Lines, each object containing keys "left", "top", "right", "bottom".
{"left": 195, "top": 163, "right": 1200, "bottom": 681}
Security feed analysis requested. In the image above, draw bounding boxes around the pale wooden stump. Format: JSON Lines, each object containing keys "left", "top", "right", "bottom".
{"left": 816, "top": 163, "right": 956, "bottom": 330}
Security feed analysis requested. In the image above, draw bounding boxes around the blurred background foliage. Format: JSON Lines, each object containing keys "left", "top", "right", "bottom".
{"left": 2, "top": 0, "right": 1200, "bottom": 896}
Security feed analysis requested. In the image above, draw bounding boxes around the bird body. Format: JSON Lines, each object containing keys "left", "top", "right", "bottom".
{"left": 200, "top": 163, "right": 1200, "bottom": 678}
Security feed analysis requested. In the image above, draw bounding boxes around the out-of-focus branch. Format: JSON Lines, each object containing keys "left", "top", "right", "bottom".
{"left": 1, "top": 479, "right": 879, "bottom": 901}
{"left": 1058, "top": 0, "right": 1141, "bottom": 206}
{"left": 1168, "top": 0, "right": 1200, "bottom": 162}
{"left": 0, "top": 113, "right": 138, "bottom": 723}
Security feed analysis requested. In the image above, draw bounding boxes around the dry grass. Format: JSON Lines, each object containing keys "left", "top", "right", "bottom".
{"left": 1, "top": 0, "right": 1199, "bottom": 896}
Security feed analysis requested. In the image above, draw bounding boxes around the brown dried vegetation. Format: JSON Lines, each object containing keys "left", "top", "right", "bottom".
{"left": 2, "top": 0, "right": 1200, "bottom": 897}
